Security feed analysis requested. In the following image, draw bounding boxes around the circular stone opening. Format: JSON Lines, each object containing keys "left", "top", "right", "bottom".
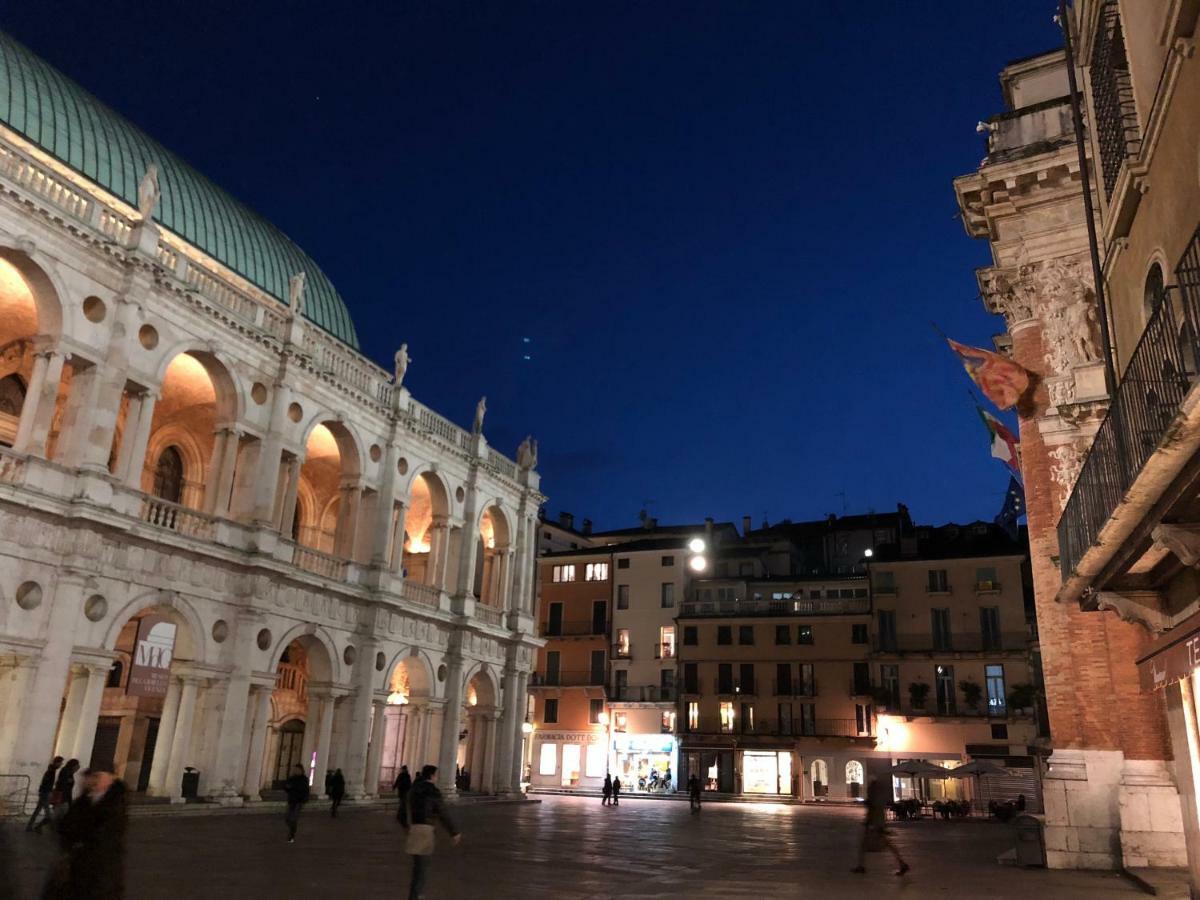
{"left": 455, "top": 486, "right": 465, "bottom": 503}
{"left": 397, "top": 458, "right": 409, "bottom": 476}
{"left": 375, "top": 651, "right": 386, "bottom": 672}
{"left": 211, "top": 620, "right": 229, "bottom": 643}
{"left": 287, "top": 402, "right": 303, "bottom": 423}
{"left": 343, "top": 645, "right": 357, "bottom": 666}
{"left": 82, "top": 296, "right": 107, "bottom": 323}
{"left": 369, "top": 444, "right": 382, "bottom": 463}
{"left": 138, "top": 324, "right": 159, "bottom": 350}
{"left": 15, "top": 581, "right": 42, "bottom": 611}
{"left": 83, "top": 594, "right": 108, "bottom": 622}
{"left": 256, "top": 628, "right": 273, "bottom": 651}
{"left": 437, "top": 664, "right": 448, "bottom": 682}
{"left": 251, "top": 382, "right": 268, "bottom": 405}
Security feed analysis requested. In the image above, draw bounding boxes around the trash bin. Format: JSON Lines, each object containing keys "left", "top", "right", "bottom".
{"left": 181, "top": 767, "right": 200, "bottom": 799}
{"left": 1014, "top": 814, "right": 1045, "bottom": 867}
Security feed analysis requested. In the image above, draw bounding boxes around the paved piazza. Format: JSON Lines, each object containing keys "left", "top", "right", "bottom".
{"left": 4, "top": 796, "right": 1142, "bottom": 898}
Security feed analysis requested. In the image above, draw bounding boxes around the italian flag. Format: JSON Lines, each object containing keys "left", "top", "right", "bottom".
{"left": 978, "top": 407, "right": 1021, "bottom": 480}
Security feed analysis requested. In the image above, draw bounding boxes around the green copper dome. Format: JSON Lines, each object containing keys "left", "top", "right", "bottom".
{"left": 0, "top": 31, "right": 359, "bottom": 348}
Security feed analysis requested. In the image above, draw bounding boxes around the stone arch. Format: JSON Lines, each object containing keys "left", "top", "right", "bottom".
{"left": 462, "top": 661, "right": 499, "bottom": 708}
{"left": 151, "top": 345, "right": 241, "bottom": 425}
{"left": 0, "top": 244, "right": 64, "bottom": 338}
{"left": 143, "top": 424, "right": 206, "bottom": 503}
{"left": 475, "top": 502, "right": 513, "bottom": 606}
{"left": 294, "top": 417, "right": 364, "bottom": 556}
{"left": 386, "top": 647, "right": 436, "bottom": 698}
{"left": 400, "top": 467, "right": 453, "bottom": 586}
{"left": 299, "top": 414, "right": 364, "bottom": 481}
{"left": 0, "top": 247, "right": 63, "bottom": 450}
{"left": 101, "top": 590, "right": 206, "bottom": 663}
{"left": 266, "top": 622, "right": 340, "bottom": 684}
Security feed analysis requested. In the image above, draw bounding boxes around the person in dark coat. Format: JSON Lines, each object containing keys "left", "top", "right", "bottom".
{"left": 52, "top": 760, "right": 80, "bottom": 819}
{"left": 407, "top": 765, "right": 461, "bottom": 900}
{"left": 852, "top": 776, "right": 909, "bottom": 876}
{"left": 283, "top": 766, "right": 310, "bottom": 843}
{"left": 394, "top": 765, "right": 413, "bottom": 826}
{"left": 328, "top": 769, "right": 346, "bottom": 817}
{"left": 26, "top": 756, "right": 63, "bottom": 832}
{"left": 43, "top": 768, "right": 126, "bottom": 900}
{"left": 601, "top": 773, "right": 612, "bottom": 806}
{"left": 611, "top": 776, "right": 621, "bottom": 806}
{"left": 688, "top": 774, "right": 702, "bottom": 811}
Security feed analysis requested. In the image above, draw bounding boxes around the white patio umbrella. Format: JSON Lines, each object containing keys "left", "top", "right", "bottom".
{"left": 887, "top": 760, "right": 949, "bottom": 801}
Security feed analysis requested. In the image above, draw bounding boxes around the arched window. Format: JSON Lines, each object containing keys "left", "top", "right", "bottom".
{"left": 106, "top": 660, "right": 124, "bottom": 688}
{"left": 846, "top": 760, "right": 864, "bottom": 785}
{"left": 1144, "top": 262, "right": 1166, "bottom": 319}
{"left": 152, "top": 446, "right": 184, "bottom": 504}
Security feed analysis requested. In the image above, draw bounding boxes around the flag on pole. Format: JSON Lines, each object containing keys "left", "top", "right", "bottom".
{"left": 977, "top": 406, "right": 1021, "bottom": 481}
{"left": 947, "top": 338, "right": 1031, "bottom": 410}
{"left": 995, "top": 477, "right": 1025, "bottom": 541}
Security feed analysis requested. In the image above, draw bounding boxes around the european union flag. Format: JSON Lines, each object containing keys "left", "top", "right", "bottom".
{"left": 995, "top": 477, "right": 1025, "bottom": 540}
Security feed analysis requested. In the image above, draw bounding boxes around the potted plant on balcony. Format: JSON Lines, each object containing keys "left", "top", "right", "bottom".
{"left": 959, "top": 679, "right": 983, "bottom": 712}
{"left": 1008, "top": 683, "right": 1036, "bottom": 716}
{"left": 908, "top": 681, "right": 930, "bottom": 712}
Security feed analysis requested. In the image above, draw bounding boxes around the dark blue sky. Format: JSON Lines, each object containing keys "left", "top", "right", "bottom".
{"left": 8, "top": 2, "right": 1057, "bottom": 530}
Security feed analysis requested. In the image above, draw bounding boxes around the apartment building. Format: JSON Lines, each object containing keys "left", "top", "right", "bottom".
{"left": 528, "top": 547, "right": 612, "bottom": 791}
{"left": 677, "top": 573, "right": 874, "bottom": 798}
{"left": 869, "top": 523, "right": 1041, "bottom": 801}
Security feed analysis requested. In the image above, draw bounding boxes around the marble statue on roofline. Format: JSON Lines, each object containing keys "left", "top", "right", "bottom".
{"left": 288, "top": 271, "right": 307, "bottom": 318}
{"left": 137, "top": 163, "right": 160, "bottom": 220}
{"left": 473, "top": 396, "right": 487, "bottom": 434}
{"left": 394, "top": 343, "right": 410, "bottom": 387}
{"left": 517, "top": 435, "right": 538, "bottom": 470}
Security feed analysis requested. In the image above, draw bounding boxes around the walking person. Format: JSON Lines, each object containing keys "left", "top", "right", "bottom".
{"left": 688, "top": 774, "right": 702, "bottom": 812}
{"left": 52, "top": 759, "right": 80, "bottom": 821}
{"left": 852, "top": 776, "right": 910, "bottom": 876}
{"left": 394, "top": 765, "right": 413, "bottom": 826}
{"left": 601, "top": 773, "right": 612, "bottom": 806}
{"left": 41, "top": 767, "right": 127, "bottom": 900}
{"left": 406, "top": 765, "right": 462, "bottom": 900}
{"left": 26, "top": 756, "right": 63, "bottom": 832}
{"left": 283, "top": 765, "right": 310, "bottom": 843}
{"left": 328, "top": 768, "right": 346, "bottom": 818}
{"left": 611, "top": 776, "right": 621, "bottom": 806}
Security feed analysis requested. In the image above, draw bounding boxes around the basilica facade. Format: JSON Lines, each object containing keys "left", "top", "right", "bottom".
{"left": 0, "top": 31, "right": 543, "bottom": 806}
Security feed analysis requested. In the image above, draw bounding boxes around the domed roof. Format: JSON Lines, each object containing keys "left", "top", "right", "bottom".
{"left": 0, "top": 31, "right": 359, "bottom": 348}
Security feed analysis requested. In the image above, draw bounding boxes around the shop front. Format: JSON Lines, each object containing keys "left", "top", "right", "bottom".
{"left": 611, "top": 732, "right": 677, "bottom": 793}
{"left": 530, "top": 730, "right": 607, "bottom": 792}
{"left": 741, "top": 749, "right": 793, "bottom": 795}
{"left": 681, "top": 745, "right": 735, "bottom": 793}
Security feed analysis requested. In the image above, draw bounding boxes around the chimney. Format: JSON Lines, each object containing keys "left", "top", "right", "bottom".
{"left": 705, "top": 517, "right": 714, "bottom": 545}
{"left": 558, "top": 511, "right": 574, "bottom": 530}
{"left": 742, "top": 515, "right": 752, "bottom": 535}
{"left": 582, "top": 519, "right": 593, "bottom": 535}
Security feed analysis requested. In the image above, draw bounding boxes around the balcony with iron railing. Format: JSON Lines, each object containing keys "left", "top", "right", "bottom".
{"left": 683, "top": 716, "right": 872, "bottom": 739}
{"left": 871, "top": 633, "right": 1030, "bottom": 654}
{"left": 1090, "top": 0, "right": 1142, "bottom": 200}
{"left": 530, "top": 670, "right": 606, "bottom": 688}
{"left": 771, "top": 679, "right": 817, "bottom": 698}
{"left": 542, "top": 619, "right": 606, "bottom": 639}
{"left": 610, "top": 684, "right": 675, "bottom": 703}
{"left": 680, "top": 595, "right": 870, "bottom": 618}
{"left": 1058, "top": 226, "right": 1200, "bottom": 586}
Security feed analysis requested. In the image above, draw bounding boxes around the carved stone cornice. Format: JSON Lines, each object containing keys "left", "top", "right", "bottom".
{"left": 1090, "top": 590, "right": 1170, "bottom": 635}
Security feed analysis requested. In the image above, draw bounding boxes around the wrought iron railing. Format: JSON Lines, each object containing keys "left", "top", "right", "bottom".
{"left": 530, "top": 670, "right": 606, "bottom": 687}
{"left": 1091, "top": 0, "right": 1141, "bottom": 197}
{"left": 1058, "top": 226, "right": 1200, "bottom": 579}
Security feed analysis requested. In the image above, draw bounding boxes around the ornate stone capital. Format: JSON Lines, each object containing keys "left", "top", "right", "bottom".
{"left": 1150, "top": 523, "right": 1200, "bottom": 568}
{"left": 1091, "top": 590, "right": 1170, "bottom": 634}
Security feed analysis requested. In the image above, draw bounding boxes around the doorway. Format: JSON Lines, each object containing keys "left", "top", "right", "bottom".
{"left": 273, "top": 719, "right": 305, "bottom": 787}
{"left": 137, "top": 718, "right": 160, "bottom": 792}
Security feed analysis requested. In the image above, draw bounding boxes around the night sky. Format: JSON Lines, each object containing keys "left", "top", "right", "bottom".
{"left": 7, "top": 2, "right": 1058, "bottom": 531}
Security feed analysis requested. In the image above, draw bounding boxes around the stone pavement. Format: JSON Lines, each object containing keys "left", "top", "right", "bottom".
{"left": 3, "top": 795, "right": 1144, "bottom": 898}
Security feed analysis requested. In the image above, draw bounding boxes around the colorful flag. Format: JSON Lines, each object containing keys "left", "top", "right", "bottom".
{"left": 995, "top": 477, "right": 1025, "bottom": 541}
{"left": 977, "top": 406, "right": 1021, "bottom": 481}
{"left": 947, "top": 338, "right": 1030, "bottom": 410}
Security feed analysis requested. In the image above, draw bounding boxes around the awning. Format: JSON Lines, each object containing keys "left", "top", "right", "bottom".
{"left": 1136, "top": 609, "right": 1200, "bottom": 692}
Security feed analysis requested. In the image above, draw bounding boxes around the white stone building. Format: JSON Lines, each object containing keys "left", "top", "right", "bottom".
{"left": 0, "top": 31, "right": 543, "bottom": 806}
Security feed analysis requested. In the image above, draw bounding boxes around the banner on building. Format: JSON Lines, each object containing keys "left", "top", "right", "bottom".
{"left": 1137, "top": 611, "right": 1200, "bottom": 692}
{"left": 127, "top": 615, "right": 177, "bottom": 697}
